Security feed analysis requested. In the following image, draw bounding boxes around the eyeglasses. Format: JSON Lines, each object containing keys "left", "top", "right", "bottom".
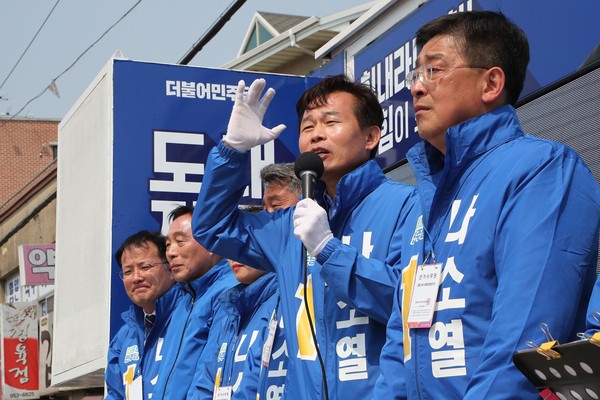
{"left": 119, "top": 261, "right": 169, "bottom": 280}
{"left": 406, "top": 65, "right": 488, "bottom": 89}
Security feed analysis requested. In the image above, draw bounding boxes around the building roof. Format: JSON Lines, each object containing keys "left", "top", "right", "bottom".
{"left": 223, "top": 3, "right": 376, "bottom": 73}
{"left": 0, "top": 118, "right": 59, "bottom": 218}
{"left": 315, "top": 0, "right": 416, "bottom": 60}
{"left": 258, "top": 12, "right": 311, "bottom": 34}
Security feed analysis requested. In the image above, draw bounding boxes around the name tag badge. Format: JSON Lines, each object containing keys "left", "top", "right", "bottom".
{"left": 406, "top": 263, "right": 443, "bottom": 329}
{"left": 262, "top": 310, "right": 278, "bottom": 368}
{"left": 129, "top": 375, "right": 143, "bottom": 400}
{"left": 214, "top": 386, "right": 233, "bottom": 400}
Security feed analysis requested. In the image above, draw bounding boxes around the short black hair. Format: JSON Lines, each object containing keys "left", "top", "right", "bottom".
{"left": 296, "top": 75, "right": 383, "bottom": 159}
{"left": 416, "top": 11, "right": 529, "bottom": 105}
{"left": 115, "top": 230, "right": 166, "bottom": 268}
{"left": 168, "top": 205, "right": 194, "bottom": 222}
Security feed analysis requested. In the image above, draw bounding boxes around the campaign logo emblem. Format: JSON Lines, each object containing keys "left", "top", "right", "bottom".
{"left": 410, "top": 215, "right": 424, "bottom": 245}
{"left": 124, "top": 345, "right": 140, "bottom": 363}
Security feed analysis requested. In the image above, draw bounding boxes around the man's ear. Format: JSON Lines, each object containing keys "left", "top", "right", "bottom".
{"left": 481, "top": 66, "right": 506, "bottom": 105}
{"left": 366, "top": 125, "right": 381, "bottom": 152}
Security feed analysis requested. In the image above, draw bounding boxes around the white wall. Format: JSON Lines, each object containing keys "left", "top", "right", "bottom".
{"left": 53, "top": 59, "right": 115, "bottom": 387}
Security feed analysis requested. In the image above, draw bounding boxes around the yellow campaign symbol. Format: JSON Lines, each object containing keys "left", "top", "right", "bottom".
{"left": 123, "top": 364, "right": 136, "bottom": 400}
{"left": 214, "top": 367, "right": 223, "bottom": 392}
{"left": 295, "top": 274, "right": 317, "bottom": 360}
{"left": 402, "top": 255, "right": 419, "bottom": 361}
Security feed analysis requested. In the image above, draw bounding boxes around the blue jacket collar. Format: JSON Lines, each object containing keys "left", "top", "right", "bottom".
{"left": 122, "top": 304, "right": 143, "bottom": 328}
{"left": 218, "top": 273, "right": 278, "bottom": 320}
{"left": 121, "top": 282, "right": 180, "bottom": 328}
{"left": 408, "top": 105, "right": 523, "bottom": 179}
{"left": 154, "top": 283, "right": 181, "bottom": 323}
{"left": 407, "top": 105, "right": 524, "bottom": 228}
{"left": 180, "top": 258, "right": 231, "bottom": 298}
{"left": 314, "top": 159, "right": 386, "bottom": 218}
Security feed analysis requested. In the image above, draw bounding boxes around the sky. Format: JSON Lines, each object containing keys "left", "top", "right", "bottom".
{"left": 0, "top": 0, "right": 371, "bottom": 120}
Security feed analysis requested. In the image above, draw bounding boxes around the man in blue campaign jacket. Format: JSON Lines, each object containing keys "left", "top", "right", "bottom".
{"left": 192, "top": 76, "right": 418, "bottom": 399}
{"left": 151, "top": 206, "right": 237, "bottom": 400}
{"left": 105, "top": 230, "right": 181, "bottom": 399}
{"left": 375, "top": 11, "right": 600, "bottom": 399}
{"left": 586, "top": 275, "right": 600, "bottom": 335}
{"left": 192, "top": 262, "right": 282, "bottom": 399}
{"left": 192, "top": 164, "right": 300, "bottom": 400}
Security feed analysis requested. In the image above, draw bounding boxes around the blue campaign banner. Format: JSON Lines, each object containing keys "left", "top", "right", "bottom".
{"left": 354, "top": 0, "right": 600, "bottom": 168}
{"left": 109, "top": 60, "right": 318, "bottom": 337}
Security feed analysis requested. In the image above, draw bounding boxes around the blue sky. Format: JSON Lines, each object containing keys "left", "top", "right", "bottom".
{"left": 0, "top": 0, "right": 370, "bottom": 120}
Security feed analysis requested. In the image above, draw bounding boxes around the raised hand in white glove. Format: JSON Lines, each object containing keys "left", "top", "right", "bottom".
{"left": 223, "top": 78, "right": 286, "bottom": 152}
{"left": 293, "top": 198, "right": 334, "bottom": 258}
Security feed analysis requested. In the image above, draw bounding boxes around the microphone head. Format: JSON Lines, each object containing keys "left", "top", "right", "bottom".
{"left": 294, "top": 152, "right": 324, "bottom": 180}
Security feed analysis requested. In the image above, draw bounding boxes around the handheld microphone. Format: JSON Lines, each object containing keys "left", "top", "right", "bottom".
{"left": 294, "top": 152, "right": 324, "bottom": 200}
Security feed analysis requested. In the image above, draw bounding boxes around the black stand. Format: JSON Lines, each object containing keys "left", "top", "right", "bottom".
{"left": 513, "top": 336, "right": 600, "bottom": 400}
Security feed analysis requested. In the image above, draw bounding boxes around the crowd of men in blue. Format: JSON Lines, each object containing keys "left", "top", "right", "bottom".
{"left": 104, "top": 11, "right": 600, "bottom": 400}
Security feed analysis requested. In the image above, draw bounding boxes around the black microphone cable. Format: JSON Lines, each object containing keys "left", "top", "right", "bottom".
{"left": 302, "top": 247, "right": 329, "bottom": 400}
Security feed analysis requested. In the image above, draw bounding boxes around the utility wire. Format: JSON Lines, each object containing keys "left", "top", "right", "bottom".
{"left": 0, "top": 0, "right": 142, "bottom": 128}
{"left": 178, "top": 0, "right": 247, "bottom": 65}
{"left": 54, "top": 0, "right": 142, "bottom": 83}
{"left": 0, "top": 0, "right": 61, "bottom": 93}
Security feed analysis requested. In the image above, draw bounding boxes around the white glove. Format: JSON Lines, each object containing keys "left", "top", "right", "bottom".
{"left": 223, "top": 78, "right": 286, "bottom": 152}
{"left": 293, "top": 198, "right": 334, "bottom": 257}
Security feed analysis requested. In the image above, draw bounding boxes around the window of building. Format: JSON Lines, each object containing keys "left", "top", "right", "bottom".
{"left": 244, "top": 21, "right": 274, "bottom": 53}
{"left": 49, "top": 141, "right": 58, "bottom": 159}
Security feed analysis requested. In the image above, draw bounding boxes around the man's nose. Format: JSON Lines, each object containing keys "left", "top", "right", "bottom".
{"left": 309, "top": 125, "right": 326, "bottom": 142}
{"left": 166, "top": 245, "right": 176, "bottom": 261}
{"left": 131, "top": 268, "right": 144, "bottom": 281}
{"left": 410, "top": 78, "right": 426, "bottom": 96}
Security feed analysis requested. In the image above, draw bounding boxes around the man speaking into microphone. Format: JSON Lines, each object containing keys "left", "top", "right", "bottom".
{"left": 191, "top": 75, "right": 418, "bottom": 399}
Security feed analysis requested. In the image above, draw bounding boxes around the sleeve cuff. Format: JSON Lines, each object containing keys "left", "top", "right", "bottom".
{"left": 217, "top": 140, "right": 249, "bottom": 164}
{"left": 317, "top": 237, "right": 342, "bottom": 265}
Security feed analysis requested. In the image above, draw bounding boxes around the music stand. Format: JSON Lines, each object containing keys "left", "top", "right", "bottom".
{"left": 513, "top": 335, "right": 600, "bottom": 400}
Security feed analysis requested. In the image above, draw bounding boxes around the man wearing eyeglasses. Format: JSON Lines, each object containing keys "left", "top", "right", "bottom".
{"left": 105, "top": 230, "right": 181, "bottom": 400}
{"left": 376, "top": 11, "right": 600, "bottom": 400}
